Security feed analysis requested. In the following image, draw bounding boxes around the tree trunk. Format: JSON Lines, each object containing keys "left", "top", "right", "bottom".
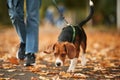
{"left": 117, "top": 0, "right": 120, "bottom": 30}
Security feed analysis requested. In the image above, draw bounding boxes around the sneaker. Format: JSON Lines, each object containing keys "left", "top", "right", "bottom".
{"left": 16, "top": 43, "right": 26, "bottom": 60}
{"left": 24, "top": 53, "right": 36, "bottom": 66}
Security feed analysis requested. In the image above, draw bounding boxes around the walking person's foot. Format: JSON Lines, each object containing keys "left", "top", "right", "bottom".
{"left": 16, "top": 43, "right": 26, "bottom": 60}
{"left": 24, "top": 53, "right": 36, "bottom": 66}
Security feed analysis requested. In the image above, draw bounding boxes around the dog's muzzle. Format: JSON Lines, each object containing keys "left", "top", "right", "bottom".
{"left": 56, "top": 62, "right": 61, "bottom": 66}
{"left": 55, "top": 57, "right": 63, "bottom": 67}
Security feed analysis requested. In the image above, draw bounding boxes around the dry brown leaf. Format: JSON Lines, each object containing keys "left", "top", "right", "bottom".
{"left": 38, "top": 72, "right": 48, "bottom": 76}
{"left": 0, "top": 78, "right": 9, "bottom": 80}
{"left": 7, "top": 69, "right": 16, "bottom": 72}
{"left": 93, "top": 66, "right": 104, "bottom": 71}
{"left": 52, "top": 67, "right": 61, "bottom": 70}
{"left": 31, "top": 77, "right": 39, "bottom": 80}
{"left": 39, "top": 76, "right": 49, "bottom": 80}
{"left": 2, "top": 63, "right": 13, "bottom": 69}
{"left": 18, "top": 73, "right": 25, "bottom": 76}
{"left": 72, "top": 73, "right": 87, "bottom": 79}
{"left": 59, "top": 71, "right": 72, "bottom": 78}
{"left": 0, "top": 73, "right": 4, "bottom": 77}
{"left": 37, "top": 64, "right": 46, "bottom": 68}
{"left": 52, "top": 75, "right": 60, "bottom": 80}
{"left": 100, "top": 60, "right": 115, "bottom": 67}
{"left": 47, "top": 71, "right": 58, "bottom": 75}
{"left": 72, "top": 76, "right": 86, "bottom": 79}
{"left": 28, "top": 66, "right": 40, "bottom": 72}
{"left": 8, "top": 57, "right": 19, "bottom": 65}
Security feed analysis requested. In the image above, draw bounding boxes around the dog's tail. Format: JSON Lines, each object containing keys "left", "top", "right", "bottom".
{"left": 78, "top": 0, "right": 94, "bottom": 27}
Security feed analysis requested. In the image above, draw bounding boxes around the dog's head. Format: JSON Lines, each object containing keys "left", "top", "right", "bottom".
{"left": 44, "top": 42, "right": 76, "bottom": 67}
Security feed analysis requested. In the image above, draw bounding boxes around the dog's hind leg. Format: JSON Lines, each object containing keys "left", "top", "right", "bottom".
{"left": 81, "top": 41, "right": 87, "bottom": 66}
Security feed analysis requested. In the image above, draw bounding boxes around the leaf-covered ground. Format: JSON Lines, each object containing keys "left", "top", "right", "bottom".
{"left": 0, "top": 26, "right": 120, "bottom": 80}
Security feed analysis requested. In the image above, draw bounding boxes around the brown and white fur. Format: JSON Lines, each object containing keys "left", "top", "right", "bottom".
{"left": 44, "top": 0, "right": 94, "bottom": 72}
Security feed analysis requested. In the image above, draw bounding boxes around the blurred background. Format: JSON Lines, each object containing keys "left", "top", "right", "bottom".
{"left": 0, "top": 0, "right": 119, "bottom": 30}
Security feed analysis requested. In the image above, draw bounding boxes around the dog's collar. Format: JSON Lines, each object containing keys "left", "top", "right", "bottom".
{"left": 70, "top": 25, "right": 76, "bottom": 43}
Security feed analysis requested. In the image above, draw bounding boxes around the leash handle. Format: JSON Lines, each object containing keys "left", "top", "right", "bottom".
{"left": 52, "top": 0, "right": 69, "bottom": 25}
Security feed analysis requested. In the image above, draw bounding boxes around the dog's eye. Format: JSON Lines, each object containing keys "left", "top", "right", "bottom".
{"left": 61, "top": 54, "right": 66, "bottom": 57}
{"left": 54, "top": 53, "right": 58, "bottom": 56}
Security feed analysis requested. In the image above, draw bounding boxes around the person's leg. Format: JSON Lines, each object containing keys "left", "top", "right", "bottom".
{"left": 24, "top": 0, "right": 41, "bottom": 66}
{"left": 26, "top": 0, "right": 41, "bottom": 53}
{"left": 7, "top": 0, "right": 26, "bottom": 43}
{"left": 7, "top": 0, "right": 26, "bottom": 60}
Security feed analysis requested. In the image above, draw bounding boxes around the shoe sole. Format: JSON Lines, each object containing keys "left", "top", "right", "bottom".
{"left": 16, "top": 51, "right": 26, "bottom": 60}
{"left": 16, "top": 50, "right": 19, "bottom": 59}
{"left": 24, "top": 63, "right": 36, "bottom": 67}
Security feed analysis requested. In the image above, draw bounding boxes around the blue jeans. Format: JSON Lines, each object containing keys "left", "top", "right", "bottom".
{"left": 7, "top": 0, "right": 41, "bottom": 53}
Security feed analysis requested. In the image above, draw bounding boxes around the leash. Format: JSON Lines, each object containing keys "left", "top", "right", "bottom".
{"left": 52, "top": 0, "right": 70, "bottom": 25}
{"left": 53, "top": 0, "right": 76, "bottom": 42}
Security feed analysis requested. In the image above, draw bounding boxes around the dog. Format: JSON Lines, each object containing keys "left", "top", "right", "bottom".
{"left": 44, "top": 0, "right": 94, "bottom": 72}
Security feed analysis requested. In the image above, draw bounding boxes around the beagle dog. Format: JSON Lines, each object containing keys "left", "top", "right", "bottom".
{"left": 44, "top": 0, "right": 94, "bottom": 72}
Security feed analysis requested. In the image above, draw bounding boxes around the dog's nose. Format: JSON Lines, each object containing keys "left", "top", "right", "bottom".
{"left": 56, "top": 62, "right": 61, "bottom": 66}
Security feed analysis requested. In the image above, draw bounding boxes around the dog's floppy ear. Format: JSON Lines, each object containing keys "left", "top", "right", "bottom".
{"left": 43, "top": 43, "right": 56, "bottom": 54}
{"left": 64, "top": 42, "right": 76, "bottom": 59}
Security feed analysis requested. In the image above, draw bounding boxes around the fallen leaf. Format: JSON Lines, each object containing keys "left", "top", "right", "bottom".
{"left": 0, "top": 78, "right": 5, "bottom": 80}
{"left": 31, "top": 77, "right": 39, "bottom": 80}
{"left": 72, "top": 73, "right": 87, "bottom": 79}
{"left": 39, "top": 76, "right": 49, "bottom": 80}
{"left": 28, "top": 66, "right": 40, "bottom": 72}
{"left": 38, "top": 72, "right": 48, "bottom": 76}
{"left": 59, "top": 71, "right": 72, "bottom": 78}
{"left": 2, "top": 63, "right": 13, "bottom": 69}
{"left": 0, "top": 73, "right": 4, "bottom": 77}
{"left": 52, "top": 75, "right": 60, "bottom": 80}
{"left": 8, "top": 57, "right": 19, "bottom": 65}
{"left": 18, "top": 73, "right": 25, "bottom": 76}
{"left": 47, "top": 71, "right": 58, "bottom": 75}
{"left": 7, "top": 69, "right": 16, "bottom": 72}
{"left": 100, "top": 60, "right": 115, "bottom": 67}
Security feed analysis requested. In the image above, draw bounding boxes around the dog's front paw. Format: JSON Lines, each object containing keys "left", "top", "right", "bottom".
{"left": 81, "top": 59, "right": 87, "bottom": 66}
{"left": 81, "top": 54, "right": 87, "bottom": 66}
{"left": 67, "top": 68, "right": 75, "bottom": 73}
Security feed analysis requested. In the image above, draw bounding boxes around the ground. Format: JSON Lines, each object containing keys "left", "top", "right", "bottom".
{"left": 0, "top": 25, "right": 120, "bottom": 80}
